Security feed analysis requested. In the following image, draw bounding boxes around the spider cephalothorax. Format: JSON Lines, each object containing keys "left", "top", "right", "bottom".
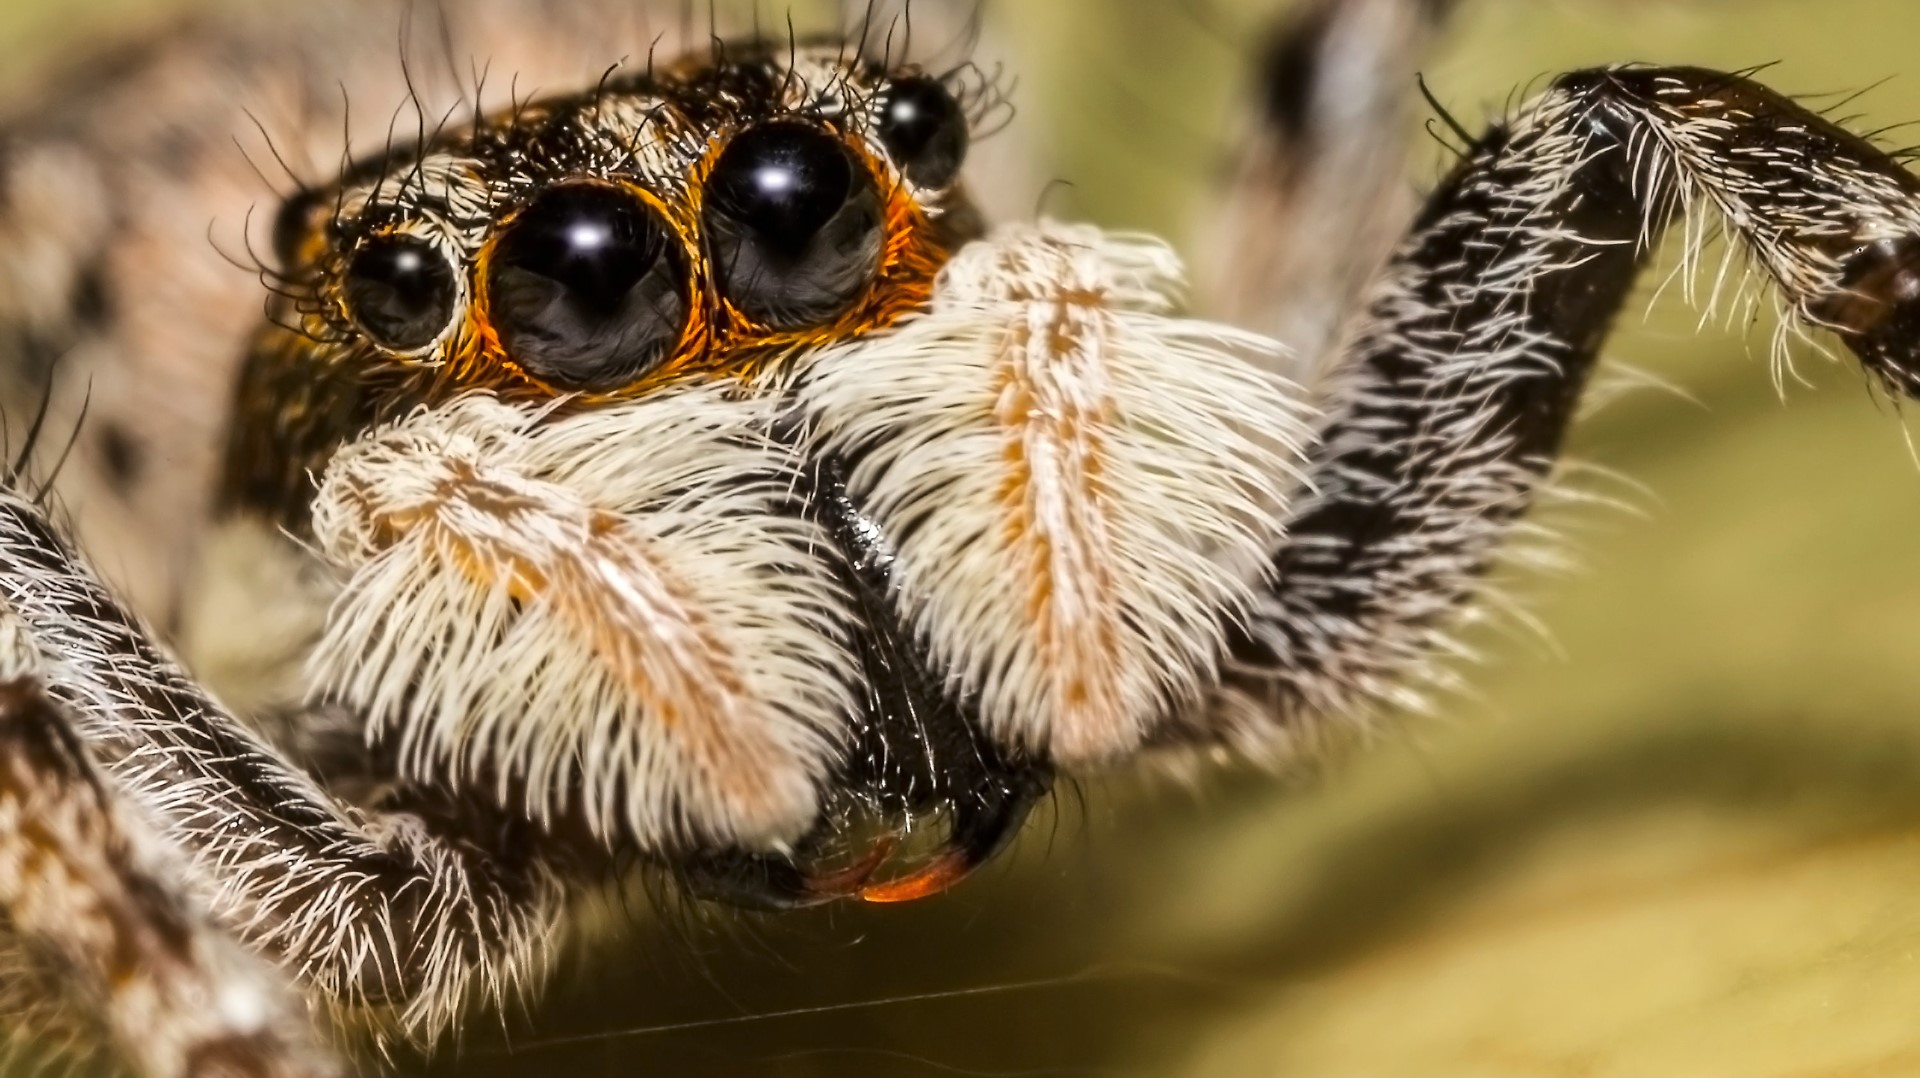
{"left": 3, "top": 2, "right": 1920, "bottom": 1075}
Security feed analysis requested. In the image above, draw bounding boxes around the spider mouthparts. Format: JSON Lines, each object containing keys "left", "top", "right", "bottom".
{"left": 679, "top": 770, "right": 1053, "bottom": 910}
{"left": 796, "top": 839, "right": 900, "bottom": 901}
{"left": 858, "top": 768, "right": 1052, "bottom": 905}
{"left": 855, "top": 846, "right": 977, "bottom": 905}
{"left": 680, "top": 839, "right": 897, "bottom": 911}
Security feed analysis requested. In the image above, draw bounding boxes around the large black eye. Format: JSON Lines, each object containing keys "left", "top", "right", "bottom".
{"left": 876, "top": 77, "right": 968, "bottom": 189}
{"left": 343, "top": 235, "right": 459, "bottom": 352}
{"left": 702, "top": 123, "right": 884, "bottom": 329}
{"left": 485, "top": 184, "right": 690, "bottom": 391}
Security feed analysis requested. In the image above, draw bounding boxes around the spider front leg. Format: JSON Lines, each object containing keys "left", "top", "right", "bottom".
{"left": 0, "top": 490, "right": 575, "bottom": 1071}
{"left": 0, "top": 652, "right": 335, "bottom": 1077}
{"left": 1191, "top": 66, "right": 1920, "bottom": 750}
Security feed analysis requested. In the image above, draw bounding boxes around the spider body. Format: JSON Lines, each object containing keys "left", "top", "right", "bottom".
{"left": 0, "top": 1, "right": 1917, "bottom": 1075}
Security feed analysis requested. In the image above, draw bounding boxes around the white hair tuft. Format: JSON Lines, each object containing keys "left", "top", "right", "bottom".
{"left": 307, "top": 388, "right": 854, "bottom": 851}
{"left": 794, "top": 220, "right": 1314, "bottom": 765}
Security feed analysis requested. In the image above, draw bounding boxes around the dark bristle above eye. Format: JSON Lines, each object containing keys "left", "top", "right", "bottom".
{"left": 702, "top": 122, "right": 884, "bottom": 328}
{"left": 271, "top": 187, "right": 328, "bottom": 271}
{"left": 342, "top": 235, "right": 458, "bottom": 352}
{"left": 485, "top": 183, "right": 690, "bottom": 391}
{"left": 876, "top": 76, "right": 969, "bottom": 189}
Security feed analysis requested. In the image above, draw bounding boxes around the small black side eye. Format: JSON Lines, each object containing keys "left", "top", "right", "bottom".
{"left": 703, "top": 123, "right": 885, "bottom": 329}
{"left": 876, "top": 76, "right": 968, "bottom": 189}
{"left": 342, "top": 235, "right": 458, "bottom": 352}
{"left": 486, "top": 183, "right": 691, "bottom": 391}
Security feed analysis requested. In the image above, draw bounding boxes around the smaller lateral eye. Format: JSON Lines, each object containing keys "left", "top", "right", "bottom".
{"left": 876, "top": 76, "right": 968, "bottom": 189}
{"left": 342, "top": 235, "right": 459, "bottom": 352}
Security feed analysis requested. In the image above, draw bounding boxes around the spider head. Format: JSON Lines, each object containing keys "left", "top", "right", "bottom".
{"left": 219, "top": 41, "right": 1308, "bottom": 909}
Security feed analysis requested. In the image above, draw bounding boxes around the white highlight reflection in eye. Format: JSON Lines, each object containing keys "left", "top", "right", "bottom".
{"left": 567, "top": 222, "right": 612, "bottom": 251}
{"left": 754, "top": 165, "right": 796, "bottom": 193}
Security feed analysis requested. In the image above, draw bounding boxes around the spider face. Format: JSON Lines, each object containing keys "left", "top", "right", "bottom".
{"left": 12, "top": 2, "right": 1920, "bottom": 1073}
{"left": 219, "top": 40, "right": 1307, "bottom": 907}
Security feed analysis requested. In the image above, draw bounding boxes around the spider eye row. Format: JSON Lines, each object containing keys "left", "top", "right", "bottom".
{"left": 336, "top": 79, "right": 967, "bottom": 393}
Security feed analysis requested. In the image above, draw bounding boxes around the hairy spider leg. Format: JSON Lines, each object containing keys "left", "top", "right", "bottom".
{"left": 1193, "top": 66, "right": 1920, "bottom": 751}
{"left": 0, "top": 493, "right": 569, "bottom": 1070}
{"left": 0, "top": 669, "right": 336, "bottom": 1078}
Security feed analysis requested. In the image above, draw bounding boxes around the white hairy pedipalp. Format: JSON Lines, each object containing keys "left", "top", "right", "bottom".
{"left": 306, "top": 387, "right": 854, "bottom": 851}
{"left": 793, "top": 220, "right": 1315, "bottom": 765}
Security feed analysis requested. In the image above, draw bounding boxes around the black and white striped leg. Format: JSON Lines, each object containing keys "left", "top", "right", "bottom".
{"left": 1198, "top": 0, "right": 1456, "bottom": 366}
{"left": 0, "top": 492, "right": 575, "bottom": 1069}
{"left": 1191, "top": 65, "right": 1920, "bottom": 752}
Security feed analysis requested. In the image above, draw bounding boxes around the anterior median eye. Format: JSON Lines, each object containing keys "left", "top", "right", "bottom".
{"left": 702, "top": 123, "right": 884, "bottom": 329}
{"left": 343, "top": 235, "right": 458, "bottom": 352}
{"left": 876, "top": 76, "right": 968, "bottom": 189}
{"left": 486, "top": 184, "right": 691, "bottom": 391}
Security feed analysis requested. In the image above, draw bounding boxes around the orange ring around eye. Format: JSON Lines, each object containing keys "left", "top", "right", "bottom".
{"left": 686, "top": 124, "right": 947, "bottom": 383}
{"left": 456, "top": 179, "right": 713, "bottom": 401}
{"left": 424, "top": 127, "right": 944, "bottom": 403}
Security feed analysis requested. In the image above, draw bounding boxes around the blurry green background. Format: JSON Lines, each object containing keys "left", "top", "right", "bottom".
{"left": 12, "top": 1, "right": 1920, "bottom": 1075}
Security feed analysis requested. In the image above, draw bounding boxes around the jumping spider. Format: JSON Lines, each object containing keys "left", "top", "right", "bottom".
{"left": 0, "top": 0, "right": 1915, "bottom": 1074}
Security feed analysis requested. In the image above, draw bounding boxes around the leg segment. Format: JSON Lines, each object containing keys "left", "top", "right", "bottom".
{"left": 0, "top": 668, "right": 337, "bottom": 1077}
{"left": 1196, "top": 0, "right": 1457, "bottom": 368}
{"left": 0, "top": 490, "right": 575, "bottom": 1052}
{"left": 1189, "top": 66, "right": 1920, "bottom": 752}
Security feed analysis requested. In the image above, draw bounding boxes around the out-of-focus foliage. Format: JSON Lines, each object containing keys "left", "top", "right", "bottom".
{"left": 8, "top": 1, "right": 1920, "bottom": 1075}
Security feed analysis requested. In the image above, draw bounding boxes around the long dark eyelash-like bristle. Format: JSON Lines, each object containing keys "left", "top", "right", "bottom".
{"left": 3, "top": 372, "right": 57, "bottom": 494}
{"left": 945, "top": 59, "right": 1013, "bottom": 141}
{"left": 848, "top": 0, "right": 882, "bottom": 64}
{"left": 1416, "top": 74, "right": 1475, "bottom": 159}
{"left": 237, "top": 109, "right": 309, "bottom": 195}
{"left": 35, "top": 386, "right": 91, "bottom": 507}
